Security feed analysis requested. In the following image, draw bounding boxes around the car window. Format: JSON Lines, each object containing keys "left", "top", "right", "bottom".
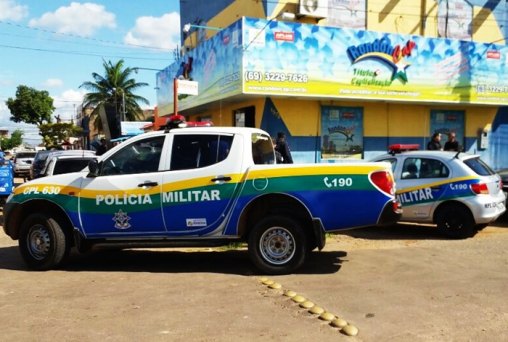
{"left": 101, "top": 136, "right": 165, "bottom": 176}
{"left": 401, "top": 159, "right": 419, "bottom": 179}
{"left": 252, "top": 133, "right": 274, "bottom": 165}
{"left": 16, "top": 152, "right": 36, "bottom": 159}
{"left": 34, "top": 151, "right": 51, "bottom": 162}
{"left": 463, "top": 157, "right": 496, "bottom": 176}
{"left": 53, "top": 158, "right": 95, "bottom": 175}
{"left": 170, "top": 134, "right": 233, "bottom": 171}
{"left": 401, "top": 158, "right": 449, "bottom": 179}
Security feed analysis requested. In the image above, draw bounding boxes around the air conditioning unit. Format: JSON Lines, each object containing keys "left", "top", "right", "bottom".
{"left": 298, "top": 0, "right": 327, "bottom": 19}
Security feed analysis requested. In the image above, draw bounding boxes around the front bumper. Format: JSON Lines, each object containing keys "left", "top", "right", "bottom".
{"left": 2, "top": 201, "right": 19, "bottom": 239}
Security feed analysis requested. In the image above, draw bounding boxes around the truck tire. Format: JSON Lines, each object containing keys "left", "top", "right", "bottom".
{"left": 248, "top": 215, "right": 306, "bottom": 275}
{"left": 436, "top": 204, "right": 476, "bottom": 239}
{"left": 19, "top": 213, "right": 70, "bottom": 270}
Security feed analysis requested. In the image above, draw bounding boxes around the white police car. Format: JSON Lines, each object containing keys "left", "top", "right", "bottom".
{"left": 371, "top": 145, "right": 506, "bottom": 238}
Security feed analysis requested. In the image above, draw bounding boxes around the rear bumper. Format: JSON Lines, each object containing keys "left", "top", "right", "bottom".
{"left": 14, "top": 167, "right": 30, "bottom": 175}
{"left": 378, "top": 199, "right": 402, "bottom": 226}
{"left": 469, "top": 195, "right": 506, "bottom": 224}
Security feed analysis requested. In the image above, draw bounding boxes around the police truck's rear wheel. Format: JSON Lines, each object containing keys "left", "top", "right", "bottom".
{"left": 19, "top": 213, "right": 70, "bottom": 270}
{"left": 248, "top": 215, "right": 306, "bottom": 275}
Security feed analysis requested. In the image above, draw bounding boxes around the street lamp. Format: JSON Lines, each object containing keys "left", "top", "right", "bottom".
{"left": 182, "top": 23, "right": 222, "bottom": 34}
{"left": 133, "top": 67, "right": 165, "bottom": 73}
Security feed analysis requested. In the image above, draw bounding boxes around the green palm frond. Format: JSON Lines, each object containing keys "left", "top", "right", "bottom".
{"left": 80, "top": 59, "right": 150, "bottom": 130}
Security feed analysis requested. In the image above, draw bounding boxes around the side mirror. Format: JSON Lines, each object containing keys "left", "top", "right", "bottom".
{"left": 87, "top": 159, "right": 100, "bottom": 177}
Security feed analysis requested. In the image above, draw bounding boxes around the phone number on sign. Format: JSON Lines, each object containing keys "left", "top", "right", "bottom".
{"left": 245, "top": 71, "right": 308, "bottom": 83}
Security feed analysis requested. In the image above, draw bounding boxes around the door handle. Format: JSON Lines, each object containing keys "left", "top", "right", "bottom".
{"left": 430, "top": 186, "right": 441, "bottom": 191}
{"left": 138, "top": 181, "right": 158, "bottom": 188}
{"left": 211, "top": 176, "right": 232, "bottom": 182}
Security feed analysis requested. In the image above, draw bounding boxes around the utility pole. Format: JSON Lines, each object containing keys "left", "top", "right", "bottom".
{"left": 122, "top": 90, "right": 126, "bottom": 121}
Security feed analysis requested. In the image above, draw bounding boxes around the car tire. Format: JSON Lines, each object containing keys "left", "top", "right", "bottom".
{"left": 436, "top": 204, "right": 476, "bottom": 239}
{"left": 19, "top": 213, "right": 70, "bottom": 270}
{"left": 248, "top": 215, "right": 306, "bottom": 275}
{"left": 476, "top": 223, "right": 489, "bottom": 230}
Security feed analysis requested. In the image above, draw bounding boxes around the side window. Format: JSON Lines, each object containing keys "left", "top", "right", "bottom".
{"left": 402, "top": 158, "right": 419, "bottom": 179}
{"left": 252, "top": 133, "right": 275, "bottom": 165}
{"left": 401, "top": 158, "right": 449, "bottom": 179}
{"left": 420, "top": 158, "right": 449, "bottom": 178}
{"left": 101, "top": 136, "right": 165, "bottom": 176}
{"left": 170, "top": 134, "right": 233, "bottom": 171}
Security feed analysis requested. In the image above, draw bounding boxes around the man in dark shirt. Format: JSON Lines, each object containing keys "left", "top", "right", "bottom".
{"left": 427, "top": 132, "right": 442, "bottom": 150}
{"left": 96, "top": 138, "right": 108, "bottom": 156}
{"left": 275, "top": 132, "right": 293, "bottom": 164}
{"left": 444, "top": 132, "right": 460, "bottom": 151}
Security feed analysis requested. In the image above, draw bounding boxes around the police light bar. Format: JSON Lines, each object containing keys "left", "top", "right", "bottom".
{"left": 388, "top": 144, "right": 420, "bottom": 154}
{"left": 186, "top": 121, "right": 213, "bottom": 127}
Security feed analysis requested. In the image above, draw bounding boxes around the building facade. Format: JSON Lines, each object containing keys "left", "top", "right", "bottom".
{"left": 156, "top": 0, "right": 508, "bottom": 169}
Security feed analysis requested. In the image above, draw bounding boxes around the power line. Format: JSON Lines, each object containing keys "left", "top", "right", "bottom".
{"left": 0, "top": 19, "right": 173, "bottom": 52}
{"left": 0, "top": 43, "right": 173, "bottom": 61}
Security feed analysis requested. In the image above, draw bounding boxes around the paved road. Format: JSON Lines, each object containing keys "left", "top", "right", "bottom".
{"left": 1, "top": 214, "right": 507, "bottom": 341}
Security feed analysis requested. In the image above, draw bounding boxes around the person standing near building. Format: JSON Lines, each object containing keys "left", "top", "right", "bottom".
{"left": 427, "top": 132, "right": 442, "bottom": 151}
{"left": 444, "top": 132, "right": 460, "bottom": 151}
{"left": 271, "top": 137, "right": 284, "bottom": 163}
{"left": 96, "top": 138, "right": 108, "bottom": 156}
{"left": 275, "top": 132, "right": 293, "bottom": 164}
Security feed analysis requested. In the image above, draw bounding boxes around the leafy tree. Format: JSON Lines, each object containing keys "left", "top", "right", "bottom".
{"left": 80, "top": 59, "right": 149, "bottom": 130}
{"left": 1, "top": 129, "right": 23, "bottom": 150}
{"left": 6, "top": 85, "right": 54, "bottom": 125}
{"left": 39, "top": 122, "right": 83, "bottom": 149}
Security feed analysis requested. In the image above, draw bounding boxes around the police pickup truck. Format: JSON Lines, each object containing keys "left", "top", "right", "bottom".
{"left": 3, "top": 127, "right": 400, "bottom": 274}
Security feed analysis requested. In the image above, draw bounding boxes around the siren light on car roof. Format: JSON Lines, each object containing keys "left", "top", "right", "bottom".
{"left": 388, "top": 144, "right": 420, "bottom": 154}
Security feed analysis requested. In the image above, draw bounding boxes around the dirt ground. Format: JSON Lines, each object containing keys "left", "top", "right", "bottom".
{"left": 1, "top": 193, "right": 507, "bottom": 341}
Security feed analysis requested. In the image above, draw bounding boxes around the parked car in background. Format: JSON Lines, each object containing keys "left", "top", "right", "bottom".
{"left": 29, "top": 150, "right": 51, "bottom": 180}
{"left": 37, "top": 150, "right": 96, "bottom": 178}
{"left": 13, "top": 151, "right": 37, "bottom": 178}
{"left": 42, "top": 154, "right": 97, "bottom": 177}
{"left": 497, "top": 169, "right": 508, "bottom": 196}
{"left": 0, "top": 157, "right": 14, "bottom": 204}
{"left": 371, "top": 144, "right": 506, "bottom": 238}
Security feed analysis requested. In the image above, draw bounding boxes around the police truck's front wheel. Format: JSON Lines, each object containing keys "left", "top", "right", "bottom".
{"left": 248, "top": 215, "right": 306, "bottom": 275}
{"left": 19, "top": 213, "right": 70, "bottom": 270}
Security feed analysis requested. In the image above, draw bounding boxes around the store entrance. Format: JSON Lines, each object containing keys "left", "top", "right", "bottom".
{"left": 234, "top": 106, "right": 255, "bottom": 127}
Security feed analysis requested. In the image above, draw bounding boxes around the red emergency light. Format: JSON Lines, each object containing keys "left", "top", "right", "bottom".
{"left": 388, "top": 144, "right": 420, "bottom": 154}
{"left": 186, "top": 121, "right": 213, "bottom": 127}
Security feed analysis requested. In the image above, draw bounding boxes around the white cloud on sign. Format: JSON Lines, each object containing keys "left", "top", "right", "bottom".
{"left": 124, "top": 12, "right": 180, "bottom": 50}
{"left": 28, "top": 2, "right": 116, "bottom": 37}
{"left": 0, "top": 0, "right": 28, "bottom": 21}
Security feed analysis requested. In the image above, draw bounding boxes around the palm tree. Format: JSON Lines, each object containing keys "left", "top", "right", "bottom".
{"left": 80, "top": 59, "right": 150, "bottom": 132}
